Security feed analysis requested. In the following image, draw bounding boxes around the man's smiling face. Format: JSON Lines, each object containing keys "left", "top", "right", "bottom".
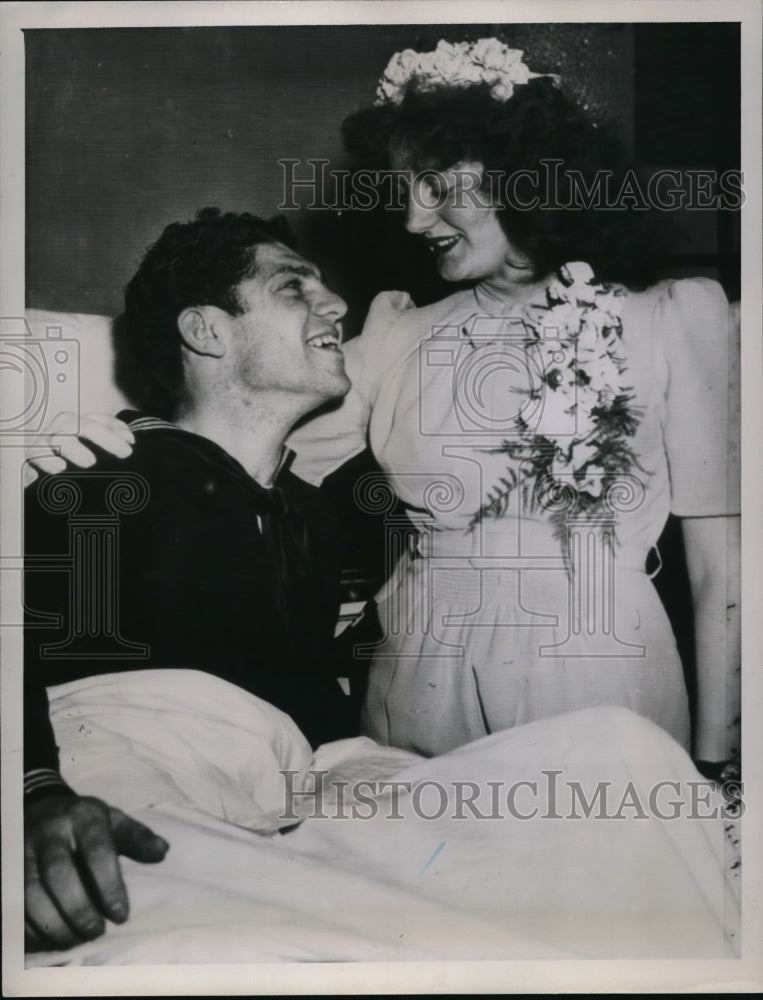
{"left": 225, "top": 242, "right": 350, "bottom": 408}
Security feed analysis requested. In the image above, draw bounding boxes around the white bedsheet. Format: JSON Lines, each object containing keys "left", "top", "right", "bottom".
{"left": 27, "top": 669, "right": 739, "bottom": 965}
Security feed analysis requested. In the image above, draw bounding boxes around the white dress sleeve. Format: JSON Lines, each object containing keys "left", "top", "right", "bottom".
{"left": 656, "top": 277, "right": 740, "bottom": 516}
{"left": 288, "top": 290, "right": 414, "bottom": 485}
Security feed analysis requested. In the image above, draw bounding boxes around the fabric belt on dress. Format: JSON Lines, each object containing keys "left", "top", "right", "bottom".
{"left": 406, "top": 532, "right": 654, "bottom": 576}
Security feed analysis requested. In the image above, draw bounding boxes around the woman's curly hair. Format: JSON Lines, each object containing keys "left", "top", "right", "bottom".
{"left": 342, "top": 77, "right": 665, "bottom": 288}
{"left": 122, "top": 208, "right": 295, "bottom": 416}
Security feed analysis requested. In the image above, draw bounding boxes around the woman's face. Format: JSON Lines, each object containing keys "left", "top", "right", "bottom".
{"left": 391, "top": 150, "right": 521, "bottom": 284}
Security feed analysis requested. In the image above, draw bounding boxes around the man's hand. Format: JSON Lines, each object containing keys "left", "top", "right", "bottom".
{"left": 25, "top": 793, "right": 169, "bottom": 951}
{"left": 24, "top": 412, "right": 134, "bottom": 487}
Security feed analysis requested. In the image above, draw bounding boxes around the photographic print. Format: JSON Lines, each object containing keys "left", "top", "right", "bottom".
{"left": 2, "top": 1, "right": 761, "bottom": 994}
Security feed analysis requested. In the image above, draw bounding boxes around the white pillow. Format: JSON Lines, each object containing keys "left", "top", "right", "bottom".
{"left": 25, "top": 308, "right": 132, "bottom": 418}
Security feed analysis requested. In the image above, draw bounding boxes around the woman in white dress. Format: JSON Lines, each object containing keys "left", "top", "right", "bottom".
{"left": 286, "top": 39, "right": 741, "bottom": 766}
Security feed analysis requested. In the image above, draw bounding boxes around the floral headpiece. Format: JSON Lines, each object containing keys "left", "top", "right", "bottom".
{"left": 374, "top": 38, "right": 558, "bottom": 106}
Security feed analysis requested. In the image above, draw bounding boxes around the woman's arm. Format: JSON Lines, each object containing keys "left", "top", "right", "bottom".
{"left": 655, "top": 277, "right": 740, "bottom": 766}
{"left": 24, "top": 412, "right": 134, "bottom": 486}
{"left": 681, "top": 514, "right": 741, "bottom": 764}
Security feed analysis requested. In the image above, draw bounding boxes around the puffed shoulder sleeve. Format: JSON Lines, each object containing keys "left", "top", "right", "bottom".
{"left": 658, "top": 277, "right": 740, "bottom": 515}
{"left": 288, "top": 290, "right": 415, "bottom": 485}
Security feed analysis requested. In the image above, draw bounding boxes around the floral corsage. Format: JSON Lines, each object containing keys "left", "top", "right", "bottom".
{"left": 472, "top": 262, "right": 643, "bottom": 542}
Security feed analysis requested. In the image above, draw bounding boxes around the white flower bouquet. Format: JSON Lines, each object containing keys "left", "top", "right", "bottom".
{"left": 473, "top": 262, "right": 643, "bottom": 542}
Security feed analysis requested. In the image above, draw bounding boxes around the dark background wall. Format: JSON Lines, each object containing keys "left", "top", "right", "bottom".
{"left": 633, "top": 22, "right": 741, "bottom": 297}
{"left": 26, "top": 23, "right": 740, "bottom": 326}
{"left": 26, "top": 22, "right": 638, "bottom": 328}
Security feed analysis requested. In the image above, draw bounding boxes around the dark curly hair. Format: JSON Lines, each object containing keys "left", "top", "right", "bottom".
{"left": 123, "top": 207, "right": 296, "bottom": 416}
{"left": 342, "top": 77, "right": 664, "bottom": 288}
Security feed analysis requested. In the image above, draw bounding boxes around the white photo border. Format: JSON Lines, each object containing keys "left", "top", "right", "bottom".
{"left": 2, "top": 1, "right": 761, "bottom": 994}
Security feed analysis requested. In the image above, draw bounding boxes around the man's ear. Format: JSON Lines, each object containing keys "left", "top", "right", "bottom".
{"left": 177, "top": 306, "right": 227, "bottom": 358}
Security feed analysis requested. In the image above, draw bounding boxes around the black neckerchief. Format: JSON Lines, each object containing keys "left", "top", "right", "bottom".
{"left": 120, "top": 411, "right": 313, "bottom": 637}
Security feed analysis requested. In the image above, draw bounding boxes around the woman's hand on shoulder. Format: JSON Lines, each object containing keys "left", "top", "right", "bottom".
{"left": 24, "top": 412, "right": 134, "bottom": 487}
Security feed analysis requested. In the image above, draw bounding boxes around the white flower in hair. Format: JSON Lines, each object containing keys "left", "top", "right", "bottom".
{"left": 431, "top": 39, "right": 465, "bottom": 77}
{"left": 490, "top": 79, "right": 516, "bottom": 102}
{"left": 385, "top": 49, "right": 419, "bottom": 86}
{"left": 415, "top": 51, "right": 437, "bottom": 78}
{"left": 471, "top": 38, "right": 519, "bottom": 72}
{"left": 438, "top": 43, "right": 483, "bottom": 88}
{"left": 374, "top": 37, "right": 557, "bottom": 106}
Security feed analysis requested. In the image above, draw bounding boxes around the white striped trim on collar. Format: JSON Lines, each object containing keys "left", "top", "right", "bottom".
{"left": 126, "top": 416, "right": 177, "bottom": 433}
